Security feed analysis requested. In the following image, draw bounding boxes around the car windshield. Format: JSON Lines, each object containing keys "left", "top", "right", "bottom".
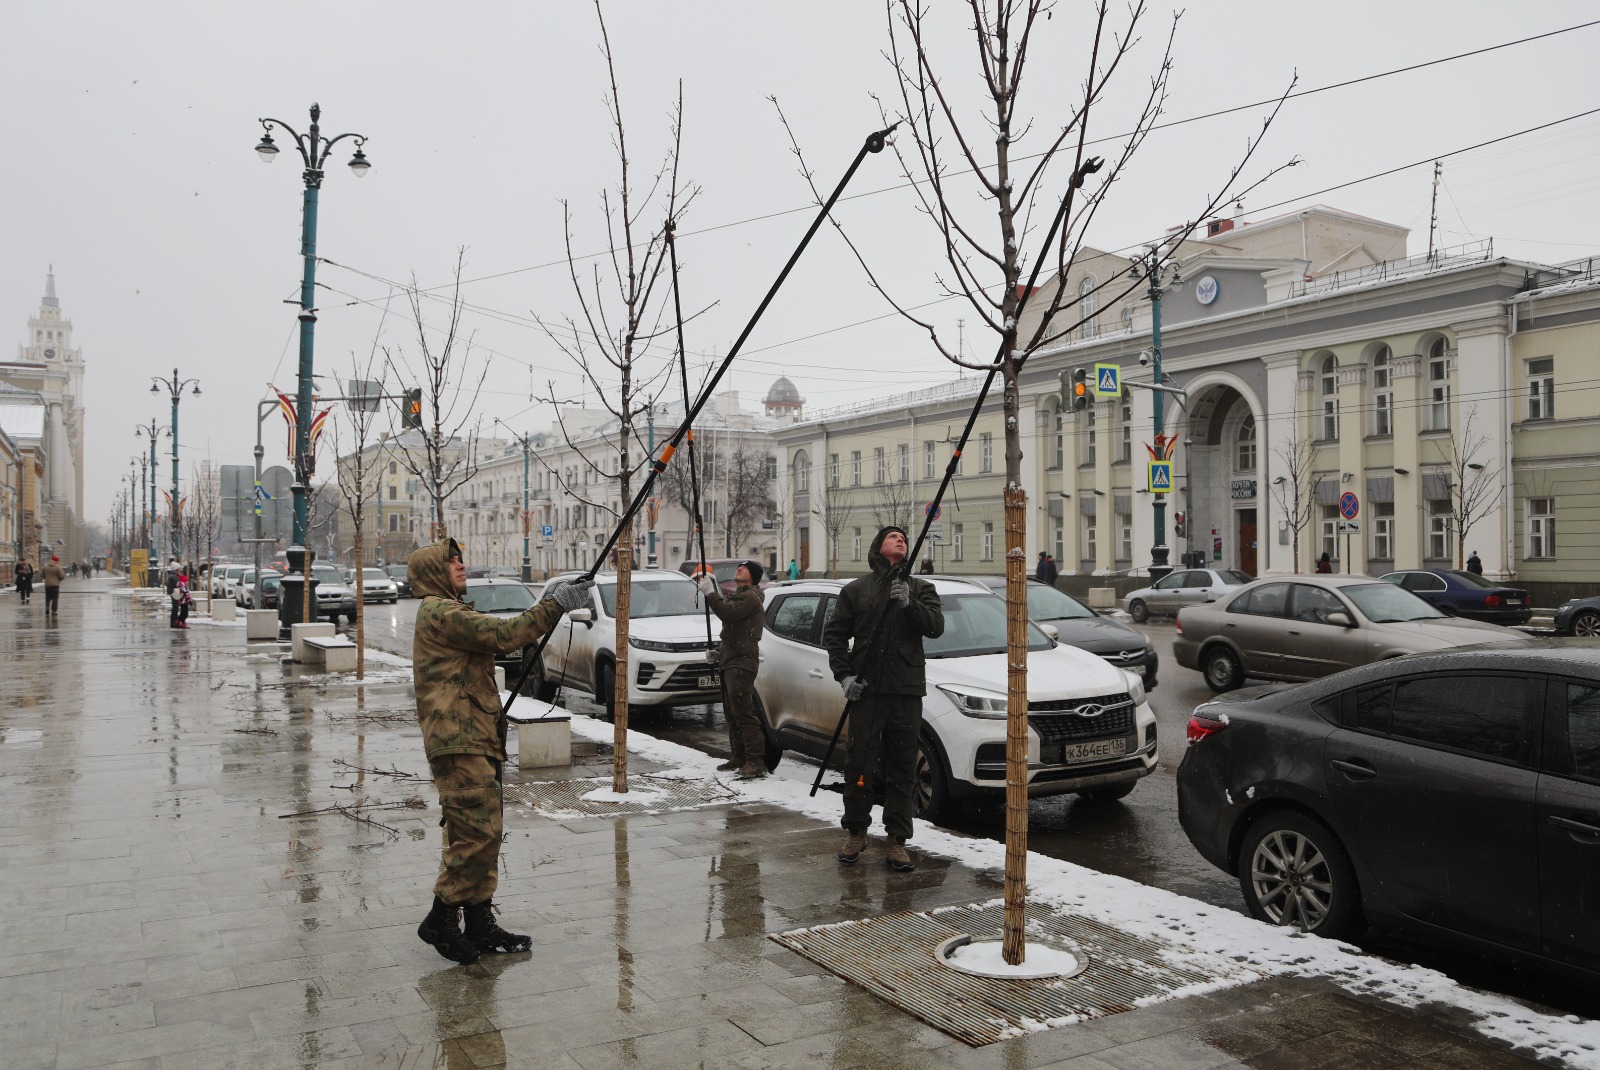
{"left": 360, "top": 569, "right": 389, "bottom": 583}
{"left": 1447, "top": 570, "right": 1497, "bottom": 589}
{"left": 1023, "top": 583, "right": 1096, "bottom": 621}
{"left": 927, "top": 593, "right": 1052, "bottom": 658}
{"left": 1343, "top": 582, "right": 1446, "bottom": 623}
{"left": 1220, "top": 570, "right": 1253, "bottom": 584}
{"left": 385, "top": 565, "right": 407, "bottom": 579}
{"left": 261, "top": 577, "right": 281, "bottom": 592}
{"left": 598, "top": 578, "right": 702, "bottom": 618}
{"left": 465, "top": 583, "right": 536, "bottom": 613}
{"left": 311, "top": 567, "right": 343, "bottom": 584}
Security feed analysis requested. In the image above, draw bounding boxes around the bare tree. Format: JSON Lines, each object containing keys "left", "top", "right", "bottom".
{"left": 775, "top": 0, "right": 1295, "bottom": 964}
{"left": 530, "top": 0, "right": 696, "bottom": 793}
{"left": 1269, "top": 431, "right": 1321, "bottom": 574}
{"left": 870, "top": 474, "right": 917, "bottom": 533}
{"left": 818, "top": 484, "right": 859, "bottom": 579}
{"left": 1443, "top": 405, "right": 1503, "bottom": 569}
{"left": 331, "top": 352, "right": 389, "bottom": 679}
{"left": 187, "top": 461, "right": 223, "bottom": 611}
{"left": 721, "top": 443, "right": 774, "bottom": 557}
{"left": 385, "top": 251, "right": 488, "bottom": 542}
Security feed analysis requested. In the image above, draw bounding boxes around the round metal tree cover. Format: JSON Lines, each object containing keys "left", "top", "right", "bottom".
{"left": 935, "top": 934, "right": 1089, "bottom": 980}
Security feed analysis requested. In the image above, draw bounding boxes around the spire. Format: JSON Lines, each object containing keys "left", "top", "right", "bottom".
{"left": 42, "top": 266, "right": 58, "bottom": 309}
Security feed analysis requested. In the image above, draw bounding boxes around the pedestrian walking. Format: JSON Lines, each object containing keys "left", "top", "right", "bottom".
{"left": 822, "top": 526, "right": 944, "bottom": 872}
{"left": 14, "top": 557, "right": 34, "bottom": 604}
{"left": 42, "top": 555, "right": 66, "bottom": 615}
{"left": 918, "top": 557, "right": 934, "bottom": 575}
{"left": 786, "top": 559, "right": 800, "bottom": 581}
{"left": 1315, "top": 551, "right": 1333, "bottom": 574}
{"left": 408, "top": 537, "right": 593, "bottom": 965}
{"left": 165, "top": 559, "right": 184, "bottom": 627}
{"left": 171, "top": 573, "right": 194, "bottom": 628}
{"left": 1466, "top": 551, "right": 1483, "bottom": 575}
{"left": 1035, "top": 551, "right": 1059, "bottom": 586}
{"left": 696, "top": 560, "right": 768, "bottom": 779}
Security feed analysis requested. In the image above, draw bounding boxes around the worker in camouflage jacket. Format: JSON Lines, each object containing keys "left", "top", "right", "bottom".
{"left": 822, "top": 526, "right": 944, "bottom": 872}
{"left": 408, "top": 537, "right": 593, "bottom": 964}
{"left": 695, "top": 560, "right": 768, "bottom": 779}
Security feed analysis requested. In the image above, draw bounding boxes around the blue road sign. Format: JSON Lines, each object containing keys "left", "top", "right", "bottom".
{"left": 1148, "top": 460, "right": 1173, "bottom": 492}
{"left": 541, "top": 525, "right": 554, "bottom": 538}
{"left": 1094, "top": 362, "right": 1121, "bottom": 398}
{"left": 1339, "top": 492, "right": 1360, "bottom": 519}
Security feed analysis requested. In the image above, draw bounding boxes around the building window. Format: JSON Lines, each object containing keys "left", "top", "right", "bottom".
{"left": 794, "top": 452, "right": 809, "bottom": 492}
{"left": 1527, "top": 357, "right": 1554, "bottom": 420}
{"left": 898, "top": 443, "right": 910, "bottom": 483}
{"left": 852, "top": 527, "right": 862, "bottom": 562}
{"left": 1236, "top": 414, "right": 1256, "bottom": 472}
{"left": 923, "top": 440, "right": 936, "bottom": 479}
{"left": 1527, "top": 497, "right": 1555, "bottom": 559}
{"left": 1052, "top": 414, "right": 1064, "bottom": 469}
{"left": 1084, "top": 407, "right": 1097, "bottom": 465}
{"left": 1320, "top": 355, "right": 1340, "bottom": 441}
{"left": 1053, "top": 513, "right": 1064, "bottom": 565}
{"left": 1117, "top": 512, "right": 1132, "bottom": 561}
{"left": 389, "top": 460, "right": 398, "bottom": 475}
{"left": 953, "top": 444, "right": 965, "bottom": 476}
{"left": 1120, "top": 401, "right": 1133, "bottom": 463}
{"left": 981, "top": 522, "right": 994, "bottom": 561}
{"left": 389, "top": 513, "right": 400, "bottom": 532}
{"left": 388, "top": 485, "right": 397, "bottom": 501}
{"left": 1427, "top": 498, "right": 1452, "bottom": 560}
{"left": 1084, "top": 516, "right": 1096, "bottom": 563}
{"left": 1320, "top": 504, "right": 1339, "bottom": 562}
{"left": 828, "top": 453, "right": 839, "bottom": 488}
{"left": 979, "top": 433, "right": 993, "bottom": 473}
{"left": 1372, "top": 346, "right": 1392, "bottom": 436}
{"left": 1080, "top": 276, "right": 1099, "bottom": 339}
{"left": 850, "top": 451, "right": 861, "bottom": 486}
{"left": 952, "top": 523, "right": 964, "bottom": 561}
{"left": 765, "top": 454, "right": 778, "bottom": 480}
{"left": 1427, "top": 338, "right": 1451, "bottom": 431}
{"left": 1371, "top": 501, "right": 1394, "bottom": 560}
{"left": 874, "top": 447, "right": 886, "bottom": 484}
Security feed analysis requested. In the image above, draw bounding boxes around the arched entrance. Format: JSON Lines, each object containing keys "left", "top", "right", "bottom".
{"left": 1180, "top": 382, "right": 1262, "bottom": 576}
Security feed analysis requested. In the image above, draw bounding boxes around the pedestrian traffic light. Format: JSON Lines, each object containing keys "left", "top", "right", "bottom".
{"left": 402, "top": 388, "right": 422, "bottom": 430}
{"left": 1173, "top": 511, "right": 1186, "bottom": 538}
{"left": 1070, "top": 368, "right": 1089, "bottom": 411}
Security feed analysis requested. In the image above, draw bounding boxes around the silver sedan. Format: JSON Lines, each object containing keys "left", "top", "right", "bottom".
{"left": 1123, "top": 568, "right": 1252, "bottom": 623}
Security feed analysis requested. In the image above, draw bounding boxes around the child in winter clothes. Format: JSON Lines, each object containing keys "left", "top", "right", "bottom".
{"left": 171, "top": 573, "right": 195, "bottom": 628}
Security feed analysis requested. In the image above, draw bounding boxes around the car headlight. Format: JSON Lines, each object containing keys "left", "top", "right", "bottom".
{"left": 628, "top": 636, "right": 694, "bottom": 652}
{"left": 936, "top": 684, "right": 1009, "bottom": 719}
{"left": 1120, "top": 669, "right": 1146, "bottom": 706}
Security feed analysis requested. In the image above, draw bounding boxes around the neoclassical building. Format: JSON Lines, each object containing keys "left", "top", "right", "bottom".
{"left": 774, "top": 209, "right": 1600, "bottom": 595}
{"left": 1, "top": 270, "right": 87, "bottom": 563}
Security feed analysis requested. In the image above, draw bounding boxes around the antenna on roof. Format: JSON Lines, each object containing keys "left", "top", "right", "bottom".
{"left": 1427, "top": 160, "right": 1442, "bottom": 263}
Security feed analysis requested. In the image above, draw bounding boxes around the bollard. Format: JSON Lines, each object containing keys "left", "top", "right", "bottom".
{"left": 244, "top": 609, "right": 279, "bottom": 640}
{"left": 1087, "top": 587, "right": 1118, "bottom": 610}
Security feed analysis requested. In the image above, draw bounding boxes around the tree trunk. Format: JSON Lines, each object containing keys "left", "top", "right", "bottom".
{"left": 1001, "top": 482, "right": 1030, "bottom": 964}
{"left": 613, "top": 518, "right": 632, "bottom": 793}
{"left": 353, "top": 533, "right": 365, "bottom": 680}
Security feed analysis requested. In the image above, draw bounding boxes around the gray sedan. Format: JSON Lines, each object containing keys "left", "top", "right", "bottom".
{"left": 1172, "top": 575, "right": 1528, "bottom": 692}
{"left": 1123, "top": 568, "right": 1252, "bottom": 623}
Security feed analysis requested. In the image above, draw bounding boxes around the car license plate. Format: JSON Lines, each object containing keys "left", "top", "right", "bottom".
{"left": 1506, "top": 598, "right": 1522, "bottom": 605}
{"left": 1064, "top": 737, "right": 1127, "bottom": 763}
{"left": 698, "top": 674, "right": 720, "bottom": 688}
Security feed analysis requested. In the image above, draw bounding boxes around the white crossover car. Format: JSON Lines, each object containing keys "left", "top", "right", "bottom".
{"left": 756, "top": 577, "right": 1157, "bottom": 822}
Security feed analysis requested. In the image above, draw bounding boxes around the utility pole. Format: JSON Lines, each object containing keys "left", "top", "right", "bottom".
{"left": 494, "top": 419, "right": 536, "bottom": 583}
{"left": 647, "top": 405, "right": 657, "bottom": 568}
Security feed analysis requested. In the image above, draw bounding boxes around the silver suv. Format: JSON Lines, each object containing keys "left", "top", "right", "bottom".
{"left": 309, "top": 564, "right": 357, "bottom": 625}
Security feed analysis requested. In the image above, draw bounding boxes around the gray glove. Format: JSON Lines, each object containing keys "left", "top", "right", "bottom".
{"left": 543, "top": 578, "right": 595, "bottom": 613}
{"left": 840, "top": 675, "right": 866, "bottom": 701}
{"left": 889, "top": 579, "right": 911, "bottom": 607}
{"left": 694, "top": 574, "right": 718, "bottom": 598}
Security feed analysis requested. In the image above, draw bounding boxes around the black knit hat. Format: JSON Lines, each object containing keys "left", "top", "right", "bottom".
{"left": 742, "top": 560, "right": 764, "bottom": 586}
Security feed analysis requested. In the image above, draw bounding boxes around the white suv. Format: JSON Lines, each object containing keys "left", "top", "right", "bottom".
{"left": 534, "top": 571, "right": 723, "bottom": 714}
{"left": 757, "top": 578, "right": 1157, "bottom": 822}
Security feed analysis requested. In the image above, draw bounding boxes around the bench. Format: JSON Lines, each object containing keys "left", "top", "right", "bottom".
{"left": 290, "top": 622, "right": 336, "bottom": 662}
{"left": 302, "top": 635, "right": 358, "bottom": 672}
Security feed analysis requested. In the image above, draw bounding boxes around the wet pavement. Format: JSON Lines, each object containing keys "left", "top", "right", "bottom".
{"left": 0, "top": 578, "right": 1592, "bottom": 1068}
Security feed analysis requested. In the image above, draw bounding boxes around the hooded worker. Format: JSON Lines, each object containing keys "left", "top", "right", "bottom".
{"left": 821, "top": 525, "right": 944, "bottom": 871}
{"left": 695, "top": 559, "right": 768, "bottom": 778}
{"left": 408, "top": 537, "right": 593, "bottom": 964}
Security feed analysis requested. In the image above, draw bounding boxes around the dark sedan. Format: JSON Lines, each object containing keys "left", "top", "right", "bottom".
{"left": 1555, "top": 596, "right": 1600, "bottom": 638}
{"left": 1379, "top": 569, "right": 1532, "bottom": 626}
{"left": 384, "top": 563, "right": 413, "bottom": 598}
{"left": 953, "top": 575, "right": 1158, "bottom": 687}
{"left": 1177, "top": 642, "right": 1600, "bottom": 978}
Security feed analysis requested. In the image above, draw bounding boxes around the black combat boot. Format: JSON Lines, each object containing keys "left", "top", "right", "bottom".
{"left": 463, "top": 900, "right": 532, "bottom": 954}
{"left": 417, "top": 896, "right": 480, "bottom": 964}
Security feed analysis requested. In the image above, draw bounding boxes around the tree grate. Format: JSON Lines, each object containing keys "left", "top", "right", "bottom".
{"left": 771, "top": 902, "right": 1263, "bottom": 1046}
{"left": 505, "top": 775, "right": 741, "bottom": 818}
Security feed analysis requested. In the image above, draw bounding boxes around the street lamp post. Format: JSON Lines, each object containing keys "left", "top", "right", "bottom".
{"left": 254, "top": 103, "right": 370, "bottom": 629}
{"left": 135, "top": 421, "right": 167, "bottom": 584}
{"left": 494, "top": 420, "right": 537, "bottom": 583}
{"left": 151, "top": 370, "right": 201, "bottom": 563}
{"left": 1128, "top": 246, "right": 1183, "bottom": 582}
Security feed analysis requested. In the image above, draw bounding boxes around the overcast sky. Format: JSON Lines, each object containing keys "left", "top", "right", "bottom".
{"left": 5, "top": 1, "right": 1598, "bottom": 524}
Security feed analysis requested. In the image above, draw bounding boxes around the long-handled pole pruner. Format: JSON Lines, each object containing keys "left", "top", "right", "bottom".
{"left": 503, "top": 121, "right": 900, "bottom": 720}
{"left": 808, "top": 155, "right": 1105, "bottom": 797}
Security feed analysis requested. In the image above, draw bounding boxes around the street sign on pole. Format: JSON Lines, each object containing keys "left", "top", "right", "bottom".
{"left": 1337, "top": 520, "right": 1361, "bottom": 535}
{"left": 1147, "top": 461, "right": 1173, "bottom": 493}
{"left": 541, "top": 525, "right": 554, "bottom": 538}
{"left": 1339, "top": 492, "right": 1360, "bottom": 519}
{"left": 924, "top": 501, "right": 941, "bottom": 521}
{"left": 1093, "top": 363, "right": 1121, "bottom": 398}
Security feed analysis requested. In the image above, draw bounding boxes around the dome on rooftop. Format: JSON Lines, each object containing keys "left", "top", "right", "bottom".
{"left": 765, "top": 377, "right": 804, "bottom": 406}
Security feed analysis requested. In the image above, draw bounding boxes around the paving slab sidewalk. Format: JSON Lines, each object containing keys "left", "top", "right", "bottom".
{"left": 0, "top": 580, "right": 1591, "bottom": 1070}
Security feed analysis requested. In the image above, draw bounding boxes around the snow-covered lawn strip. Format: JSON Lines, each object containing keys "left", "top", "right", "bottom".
{"left": 560, "top": 709, "right": 1600, "bottom": 1068}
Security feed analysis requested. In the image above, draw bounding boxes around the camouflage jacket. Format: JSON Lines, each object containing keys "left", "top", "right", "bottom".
{"left": 409, "top": 540, "right": 564, "bottom": 762}
{"left": 706, "top": 583, "right": 763, "bottom": 674}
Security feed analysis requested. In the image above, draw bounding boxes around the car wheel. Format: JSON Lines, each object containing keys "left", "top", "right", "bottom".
{"left": 913, "top": 732, "right": 953, "bottom": 824}
{"left": 1572, "top": 610, "right": 1600, "bottom": 638}
{"left": 1077, "top": 782, "right": 1137, "bottom": 804}
{"left": 750, "top": 691, "right": 784, "bottom": 772}
{"left": 1239, "top": 811, "right": 1361, "bottom": 940}
{"left": 1202, "top": 646, "right": 1243, "bottom": 693}
{"left": 532, "top": 652, "right": 558, "bottom": 702}
{"left": 1129, "top": 599, "right": 1149, "bottom": 624}
{"left": 598, "top": 660, "right": 617, "bottom": 719}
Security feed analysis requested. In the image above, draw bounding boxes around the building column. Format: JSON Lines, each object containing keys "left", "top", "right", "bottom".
{"left": 1453, "top": 317, "right": 1512, "bottom": 577}
{"left": 1094, "top": 397, "right": 1115, "bottom": 574}
{"left": 1261, "top": 354, "right": 1304, "bottom": 575}
{"left": 1336, "top": 362, "right": 1368, "bottom": 575}
{"left": 1389, "top": 353, "right": 1422, "bottom": 569}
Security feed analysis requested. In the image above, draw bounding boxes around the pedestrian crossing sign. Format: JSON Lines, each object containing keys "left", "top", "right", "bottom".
{"left": 1093, "top": 362, "right": 1121, "bottom": 398}
{"left": 1147, "top": 460, "right": 1173, "bottom": 493}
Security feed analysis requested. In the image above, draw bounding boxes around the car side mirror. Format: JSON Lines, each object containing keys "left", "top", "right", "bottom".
{"left": 1325, "top": 610, "right": 1355, "bottom": 628}
{"left": 569, "top": 607, "right": 594, "bottom": 625}
{"left": 1040, "top": 623, "right": 1059, "bottom": 642}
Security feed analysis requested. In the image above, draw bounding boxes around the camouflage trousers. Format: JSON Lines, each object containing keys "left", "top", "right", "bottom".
{"left": 429, "top": 753, "right": 502, "bottom": 906}
{"left": 841, "top": 693, "right": 920, "bottom": 841}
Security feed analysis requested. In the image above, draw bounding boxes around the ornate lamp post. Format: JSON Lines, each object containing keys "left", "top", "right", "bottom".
{"left": 134, "top": 422, "right": 167, "bottom": 583}
{"left": 254, "top": 103, "right": 370, "bottom": 629}
{"left": 494, "top": 420, "right": 538, "bottom": 583}
{"left": 150, "top": 370, "right": 201, "bottom": 561}
{"left": 1127, "top": 245, "right": 1183, "bottom": 582}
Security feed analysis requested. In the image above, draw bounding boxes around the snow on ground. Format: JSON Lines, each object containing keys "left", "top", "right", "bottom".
{"left": 945, "top": 939, "right": 1082, "bottom": 979}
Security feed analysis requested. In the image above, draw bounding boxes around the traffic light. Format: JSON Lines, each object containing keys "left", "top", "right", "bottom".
{"left": 1070, "top": 367, "right": 1089, "bottom": 411}
{"left": 402, "top": 388, "right": 422, "bottom": 430}
{"left": 1173, "top": 511, "right": 1186, "bottom": 538}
